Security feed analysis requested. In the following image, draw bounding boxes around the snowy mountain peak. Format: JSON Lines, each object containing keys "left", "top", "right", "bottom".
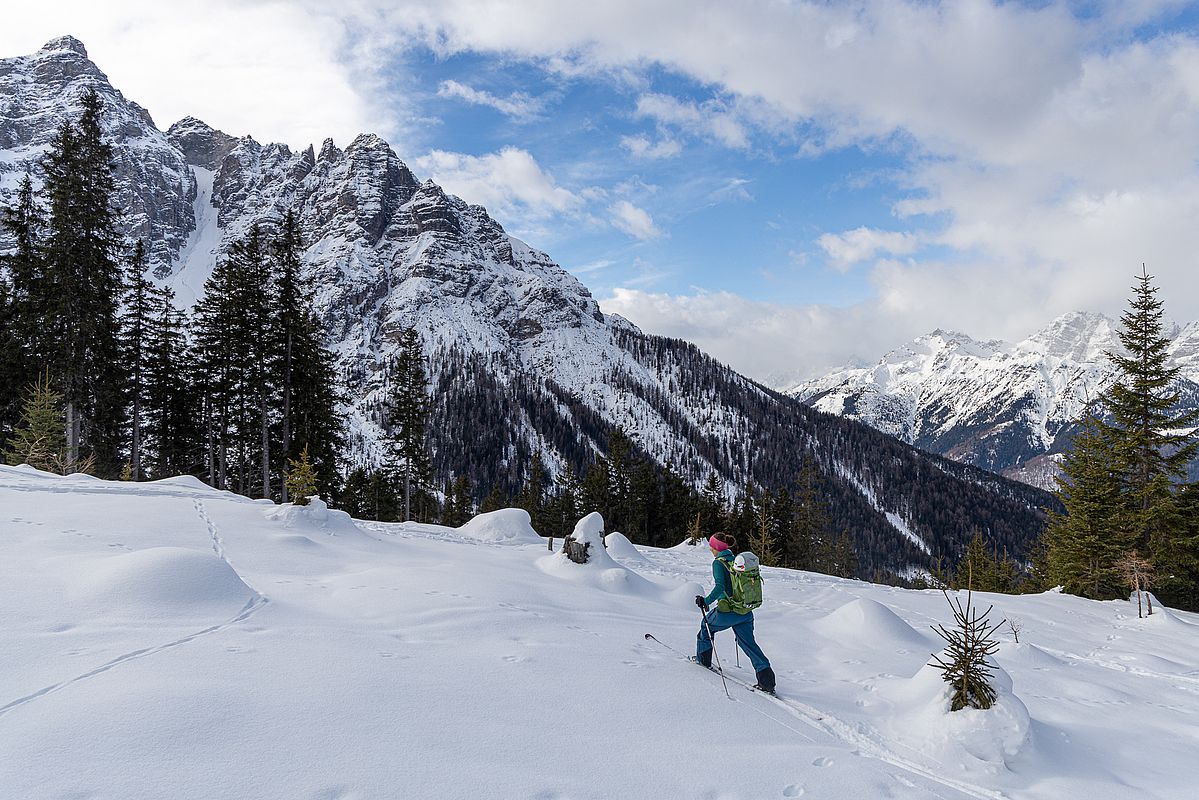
{"left": 38, "top": 35, "right": 89, "bottom": 57}
{"left": 1016, "top": 311, "right": 1115, "bottom": 364}
{"left": 794, "top": 310, "right": 1199, "bottom": 488}
{"left": 166, "top": 116, "right": 239, "bottom": 171}
{"left": 0, "top": 38, "right": 195, "bottom": 268}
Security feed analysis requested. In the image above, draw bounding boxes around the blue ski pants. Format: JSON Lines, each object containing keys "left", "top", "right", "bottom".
{"left": 697, "top": 609, "right": 771, "bottom": 672}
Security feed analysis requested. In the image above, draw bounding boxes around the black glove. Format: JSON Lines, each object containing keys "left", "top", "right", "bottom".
{"left": 695, "top": 595, "right": 707, "bottom": 610}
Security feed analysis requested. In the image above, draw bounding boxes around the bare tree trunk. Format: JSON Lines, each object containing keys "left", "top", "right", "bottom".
{"left": 131, "top": 392, "right": 141, "bottom": 481}
{"left": 260, "top": 394, "right": 271, "bottom": 500}
{"left": 404, "top": 458, "right": 411, "bottom": 522}
{"left": 64, "top": 401, "right": 78, "bottom": 470}
{"left": 281, "top": 332, "right": 292, "bottom": 503}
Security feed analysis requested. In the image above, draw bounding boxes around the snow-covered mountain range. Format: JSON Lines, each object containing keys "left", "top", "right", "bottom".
{"left": 790, "top": 311, "right": 1199, "bottom": 489}
{"left": 0, "top": 37, "right": 1054, "bottom": 570}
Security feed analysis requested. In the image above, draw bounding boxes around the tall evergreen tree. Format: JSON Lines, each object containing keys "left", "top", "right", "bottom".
{"left": 787, "top": 458, "right": 828, "bottom": 570}
{"left": 39, "top": 90, "right": 126, "bottom": 474}
{"left": 387, "top": 328, "right": 433, "bottom": 521}
{"left": 517, "top": 450, "right": 550, "bottom": 533}
{"left": 1101, "top": 267, "right": 1199, "bottom": 604}
{"left": 270, "top": 211, "right": 342, "bottom": 501}
{"left": 119, "top": 241, "right": 153, "bottom": 480}
{"left": 699, "top": 472, "right": 724, "bottom": 535}
{"left": 144, "top": 284, "right": 199, "bottom": 478}
{"left": 546, "top": 464, "right": 581, "bottom": 536}
{"left": 0, "top": 172, "right": 44, "bottom": 439}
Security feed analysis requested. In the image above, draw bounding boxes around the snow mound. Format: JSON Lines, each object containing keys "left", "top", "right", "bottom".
{"left": 877, "top": 659, "right": 1031, "bottom": 778}
{"left": 604, "top": 531, "right": 650, "bottom": 563}
{"left": 149, "top": 475, "right": 217, "bottom": 492}
{"left": 457, "top": 509, "right": 542, "bottom": 544}
{"left": 997, "top": 641, "right": 1065, "bottom": 669}
{"left": 70, "top": 547, "right": 255, "bottom": 618}
{"left": 813, "top": 597, "right": 932, "bottom": 648}
{"left": 537, "top": 513, "right": 666, "bottom": 599}
{"left": 264, "top": 497, "right": 360, "bottom": 535}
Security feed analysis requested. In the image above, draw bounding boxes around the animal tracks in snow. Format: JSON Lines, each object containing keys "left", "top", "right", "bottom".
{"left": 0, "top": 596, "right": 267, "bottom": 719}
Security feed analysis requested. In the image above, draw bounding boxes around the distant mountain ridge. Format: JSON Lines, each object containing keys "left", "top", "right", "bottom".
{"left": 0, "top": 36, "right": 1056, "bottom": 574}
{"left": 790, "top": 311, "right": 1199, "bottom": 489}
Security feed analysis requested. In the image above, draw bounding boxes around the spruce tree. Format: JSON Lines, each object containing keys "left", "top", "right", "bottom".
{"left": 787, "top": 458, "right": 828, "bottom": 570}
{"left": 387, "top": 328, "right": 432, "bottom": 521}
{"left": 270, "top": 211, "right": 342, "bottom": 501}
{"left": 0, "top": 172, "right": 43, "bottom": 437}
{"left": 119, "top": 241, "right": 153, "bottom": 480}
{"left": 749, "top": 490, "right": 782, "bottom": 566}
{"left": 1101, "top": 267, "right": 1199, "bottom": 604}
{"left": 480, "top": 483, "right": 506, "bottom": 513}
{"left": 517, "top": 450, "right": 550, "bottom": 534}
{"left": 339, "top": 467, "right": 371, "bottom": 519}
{"left": 4, "top": 372, "right": 68, "bottom": 473}
{"left": 1042, "top": 405, "right": 1129, "bottom": 598}
{"left": 441, "top": 474, "right": 473, "bottom": 527}
{"left": 39, "top": 91, "right": 126, "bottom": 474}
{"left": 699, "top": 472, "right": 724, "bottom": 535}
{"left": 546, "top": 464, "right": 581, "bottom": 535}
{"left": 284, "top": 445, "right": 320, "bottom": 506}
{"left": 144, "top": 285, "right": 199, "bottom": 478}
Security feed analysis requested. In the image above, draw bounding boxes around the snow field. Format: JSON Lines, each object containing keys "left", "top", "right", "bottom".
{"left": 2, "top": 465, "right": 1198, "bottom": 799}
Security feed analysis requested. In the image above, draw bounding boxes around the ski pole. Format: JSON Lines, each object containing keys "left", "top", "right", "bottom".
{"left": 699, "top": 606, "right": 732, "bottom": 700}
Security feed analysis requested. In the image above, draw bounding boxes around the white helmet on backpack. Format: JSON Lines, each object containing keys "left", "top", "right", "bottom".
{"left": 733, "top": 552, "right": 760, "bottom": 572}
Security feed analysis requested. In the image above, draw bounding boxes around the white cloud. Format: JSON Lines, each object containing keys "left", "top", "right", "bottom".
{"left": 414, "top": 147, "right": 584, "bottom": 231}
{"left": 436, "top": 79, "right": 546, "bottom": 120}
{"left": 609, "top": 200, "right": 664, "bottom": 240}
{"left": 634, "top": 93, "right": 750, "bottom": 149}
{"left": 818, "top": 227, "right": 920, "bottom": 272}
{"left": 600, "top": 287, "right": 905, "bottom": 388}
{"left": 619, "top": 134, "right": 682, "bottom": 159}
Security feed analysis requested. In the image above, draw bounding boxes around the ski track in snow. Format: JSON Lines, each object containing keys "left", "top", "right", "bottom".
{"left": 0, "top": 499, "right": 270, "bottom": 721}
{"left": 644, "top": 630, "right": 1003, "bottom": 800}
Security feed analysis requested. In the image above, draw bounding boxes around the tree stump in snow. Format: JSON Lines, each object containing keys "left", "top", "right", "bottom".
{"left": 561, "top": 535, "right": 591, "bottom": 564}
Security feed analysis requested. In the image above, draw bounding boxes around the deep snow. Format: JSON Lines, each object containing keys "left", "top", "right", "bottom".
{"left": 2, "top": 465, "right": 1197, "bottom": 799}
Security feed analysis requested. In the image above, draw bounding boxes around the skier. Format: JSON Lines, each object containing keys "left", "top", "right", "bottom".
{"left": 695, "top": 532, "right": 776, "bottom": 694}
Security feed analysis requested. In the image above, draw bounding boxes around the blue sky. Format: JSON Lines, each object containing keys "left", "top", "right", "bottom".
{"left": 7, "top": 1, "right": 1199, "bottom": 385}
{"left": 401, "top": 47, "right": 906, "bottom": 306}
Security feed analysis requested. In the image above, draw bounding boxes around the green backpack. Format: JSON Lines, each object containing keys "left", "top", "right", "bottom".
{"left": 717, "top": 552, "right": 763, "bottom": 614}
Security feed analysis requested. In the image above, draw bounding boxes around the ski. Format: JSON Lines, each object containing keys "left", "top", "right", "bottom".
{"left": 645, "top": 633, "right": 813, "bottom": 712}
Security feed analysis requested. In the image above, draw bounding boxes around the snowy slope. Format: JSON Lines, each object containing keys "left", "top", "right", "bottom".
{"left": 792, "top": 311, "right": 1199, "bottom": 488}
{"left": 3, "top": 466, "right": 1196, "bottom": 799}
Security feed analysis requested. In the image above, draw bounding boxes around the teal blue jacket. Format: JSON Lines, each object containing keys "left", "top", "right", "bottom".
{"left": 703, "top": 550, "right": 735, "bottom": 606}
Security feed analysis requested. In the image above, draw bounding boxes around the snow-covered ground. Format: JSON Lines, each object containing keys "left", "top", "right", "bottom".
{"left": 2, "top": 466, "right": 1196, "bottom": 799}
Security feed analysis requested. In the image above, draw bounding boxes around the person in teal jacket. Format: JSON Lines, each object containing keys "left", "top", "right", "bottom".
{"left": 695, "top": 532, "right": 776, "bottom": 693}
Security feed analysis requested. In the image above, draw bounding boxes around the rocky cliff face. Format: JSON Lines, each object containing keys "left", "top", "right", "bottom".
{"left": 792, "top": 311, "right": 1199, "bottom": 488}
{"left": 0, "top": 37, "right": 1057, "bottom": 572}
{"left": 0, "top": 36, "right": 196, "bottom": 270}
